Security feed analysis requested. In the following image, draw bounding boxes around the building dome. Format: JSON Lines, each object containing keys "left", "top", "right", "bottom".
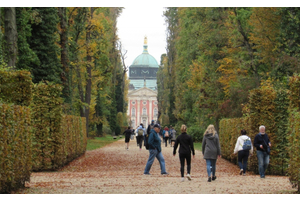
{"left": 129, "top": 36, "right": 159, "bottom": 91}
{"left": 131, "top": 37, "right": 159, "bottom": 68}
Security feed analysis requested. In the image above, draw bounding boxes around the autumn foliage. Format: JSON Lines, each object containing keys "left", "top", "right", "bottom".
{"left": 0, "top": 104, "right": 32, "bottom": 193}
{"left": 0, "top": 71, "right": 87, "bottom": 193}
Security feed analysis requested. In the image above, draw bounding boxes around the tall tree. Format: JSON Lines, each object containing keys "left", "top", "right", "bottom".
{"left": 28, "top": 7, "right": 62, "bottom": 83}
{"left": 4, "top": 7, "right": 17, "bottom": 68}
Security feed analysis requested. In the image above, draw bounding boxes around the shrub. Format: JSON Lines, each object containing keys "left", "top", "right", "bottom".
{"left": 0, "top": 103, "right": 32, "bottom": 193}
{"left": 0, "top": 70, "right": 33, "bottom": 106}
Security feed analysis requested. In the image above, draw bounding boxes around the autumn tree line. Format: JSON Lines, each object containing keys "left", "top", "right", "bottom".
{"left": 0, "top": 7, "right": 129, "bottom": 137}
{"left": 158, "top": 7, "right": 300, "bottom": 191}
{"left": 158, "top": 7, "right": 300, "bottom": 139}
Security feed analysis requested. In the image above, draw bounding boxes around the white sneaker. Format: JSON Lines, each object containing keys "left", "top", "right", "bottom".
{"left": 181, "top": 177, "right": 184, "bottom": 182}
{"left": 187, "top": 174, "right": 192, "bottom": 181}
{"left": 239, "top": 169, "right": 243, "bottom": 175}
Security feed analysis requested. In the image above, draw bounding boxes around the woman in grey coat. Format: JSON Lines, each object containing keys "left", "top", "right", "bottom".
{"left": 202, "top": 124, "right": 221, "bottom": 182}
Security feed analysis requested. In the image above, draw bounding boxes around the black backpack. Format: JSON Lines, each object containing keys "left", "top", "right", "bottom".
{"left": 145, "top": 125, "right": 154, "bottom": 150}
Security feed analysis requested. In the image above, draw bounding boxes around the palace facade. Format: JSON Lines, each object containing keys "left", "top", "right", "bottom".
{"left": 127, "top": 37, "right": 159, "bottom": 128}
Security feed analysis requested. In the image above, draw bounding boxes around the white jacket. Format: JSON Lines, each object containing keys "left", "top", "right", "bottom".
{"left": 234, "top": 135, "right": 253, "bottom": 154}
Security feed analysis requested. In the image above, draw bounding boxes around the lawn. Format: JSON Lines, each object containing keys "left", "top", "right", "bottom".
{"left": 86, "top": 135, "right": 119, "bottom": 151}
{"left": 194, "top": 142, "right": 202, "bottom": 151}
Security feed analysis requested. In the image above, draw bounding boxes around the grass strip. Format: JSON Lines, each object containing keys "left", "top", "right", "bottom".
{"left": 86, "top": 135, "right": 119, "bottom": 151}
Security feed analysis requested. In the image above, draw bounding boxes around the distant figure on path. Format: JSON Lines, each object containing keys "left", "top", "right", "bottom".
{"left": 202, "top": 124, "right": 221, "bottom": 182}
{"left": 144, "top": 124, "right": 169, "bottom": 175}
{"left": 234, "top": 129, "right": 253, "bottom": 175}
{"left": 254, "top": 125, "right": 271, "bottom": 178}
{"left": 123, "top": 126, "right": 132, "bottom": 150}
{"left": 173, "top": 124, "right": 195, "bottom": 182}
{"left": 136, "top": 123, "right": 146, "bottom": 150}
{"left": 162, "top": 126, "right": 170, "bottom": 147}
{"left": 170, "top": 125, "right": 177, "bottom": 147}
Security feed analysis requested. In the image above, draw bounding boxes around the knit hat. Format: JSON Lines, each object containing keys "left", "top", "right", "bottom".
{"left": 153, "top": 124, "right": 161, "bottom": 129}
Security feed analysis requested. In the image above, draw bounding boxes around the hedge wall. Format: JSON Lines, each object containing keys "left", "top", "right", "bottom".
{"left": 31, "top": 82, "right": 87, "bottom": 171}
{"left": 0, "top": 70, "right": 33, "bottom": 106}
{"left": 0, "top": 104, "right": 32, "bottom": 193}
{"left": 219, "top": 80, "right": 289, "bottom": 175}
{"left": 286, "top": 110, "right": 300, "bottom": 193}
{"left": 287, "top": 75, "right": 300, "bottom": 193}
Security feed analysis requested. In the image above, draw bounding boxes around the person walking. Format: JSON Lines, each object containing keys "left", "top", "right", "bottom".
{"left": 170, "top": 126, "right": 177, "bottom": 147}
{"left": 143, "top": 124, "right": 169, "bottom": 175}
{"left": 233, "top": 129, "right": 253, "bottom": 175}
{"left": 169, "top": 125, "right": 175, "bottom": 146}
{"left": 254, "top": 125, "right": 271, "bottom": 178}
{"left": 123, "top": 126, "right": 132, "bottom": 150}
{"left": 162, "top": 126, "right": 170, "bottom": 147}
{"left": 135, "top": 126, "right": 139, "bottom": 146}
{"left": 173, "top": 124, "right": 195, "bottom": 182}
{"left": 202, "top": 124, "right": 221, "bottom": 182}
{"left": 136, "top": 123, "right": 146, "bottom": 150}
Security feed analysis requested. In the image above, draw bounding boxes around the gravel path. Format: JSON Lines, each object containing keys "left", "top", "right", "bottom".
{"left": 14, "top": 137, "right": 296, "bottom": 194}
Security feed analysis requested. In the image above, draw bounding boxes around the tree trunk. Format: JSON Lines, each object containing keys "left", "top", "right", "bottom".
{"left": 58, "top": 7, "right": 70, "bottom": 102}
{"left": 85, "top": 7, "right": 94, "bottom": 137}
{"left": 4, "top": 7, "right": 17, "bottom": 69}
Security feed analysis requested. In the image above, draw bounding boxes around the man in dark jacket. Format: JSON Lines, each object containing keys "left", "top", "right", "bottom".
{"left": 254, "top": 125, "right": 271, "bottom": 178}
{"left": 143, "top": 124, "right": 169, "bottom": 175}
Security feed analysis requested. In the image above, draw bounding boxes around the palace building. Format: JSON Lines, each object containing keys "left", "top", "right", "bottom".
{"left": 127, "top": 37, "right": 159, "bottom": 128}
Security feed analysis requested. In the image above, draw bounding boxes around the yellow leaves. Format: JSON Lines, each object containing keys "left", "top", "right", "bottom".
{"left": 186, "top": 60, "right": 205, "bottom": 90}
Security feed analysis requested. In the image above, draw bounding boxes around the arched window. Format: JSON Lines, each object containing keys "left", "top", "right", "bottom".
{"left": 132, "top": 107, "right": 135, "bottom": 116}
{"left": 154, "top": 108, "right": 158, "bottom": 117}
{"left": 143, "top": 108, "right": 147, "bottom": 115}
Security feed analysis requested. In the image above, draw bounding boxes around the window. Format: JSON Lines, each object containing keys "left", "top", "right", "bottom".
{"left": 154, "top": 108, "right": 158, "bottom": 117}
{"left": 143, "top": 101, "right": 147, "bottom": 105}
{"left": 132, "top": 101, "right": 136, "bottom": 105}
{"left": 131, "top": 120, "right": 135, "bottom": 127}
{"left": 143, "top": 108, "right": 147, "bottom": 115}
{"left": 132, "top": 107, "right": 135, "bottom": 116}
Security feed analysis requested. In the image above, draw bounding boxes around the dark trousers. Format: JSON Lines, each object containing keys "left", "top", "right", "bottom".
{"left": 164, "top": 137, "right": 169, "bottom": 147}
{"left": 238, "top": 150, "right": 249, "bottom": 173}
{"left": 137, "top": 135, "right": 144, "bottom": 149}
{"left": 179, "top": 153, "right": 191, "bottom": 177}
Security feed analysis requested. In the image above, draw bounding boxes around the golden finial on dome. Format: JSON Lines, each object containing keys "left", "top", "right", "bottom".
{"left": 144, "top": 36, "right": 147, "bottom": 45}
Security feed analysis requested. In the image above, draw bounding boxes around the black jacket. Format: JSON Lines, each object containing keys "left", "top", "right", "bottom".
{"left": 173, "top": 132, "right": 195, "bottom": 155}
{"left": 253, "top": 133, "right": 271, "bottom": 152}
{"left": 147, "top": 123, "right": 155, "bottom": 135}
{"left": 124, "top": 129, "right": 132, "bottom": 138}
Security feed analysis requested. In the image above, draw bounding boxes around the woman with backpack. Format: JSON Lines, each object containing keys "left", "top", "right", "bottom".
{"left": 173, "top": 124, "right": 195, "bottom": 182}
{"left": 162, "top": 126, "right": 170, "bottom": 147}
{"left": 136, "top": 123, "right": 146, "bottom": 150}
{"left": 233, "top": 129, "right": 253, "bottom": 176}
{"left": 202, "top": 124, "right": 221, "bottom": 182}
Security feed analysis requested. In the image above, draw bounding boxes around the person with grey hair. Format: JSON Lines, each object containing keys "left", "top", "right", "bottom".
{"left": 253, "top": 125, "right": 271, "bottom": 178}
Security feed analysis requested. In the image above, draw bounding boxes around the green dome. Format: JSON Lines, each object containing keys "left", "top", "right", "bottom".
{"left": 131, "top": 44, "right": 159, "bottom": 68}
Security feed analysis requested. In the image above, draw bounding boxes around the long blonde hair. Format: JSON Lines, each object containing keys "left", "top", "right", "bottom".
{"left": 204, "top": 124, "right": 217, "bottom": 136}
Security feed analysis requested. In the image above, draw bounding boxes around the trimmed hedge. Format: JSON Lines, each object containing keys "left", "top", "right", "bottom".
{"left": 0, "top": 70, "right": 33, "bottom": 106}
{"left": 287, "top": 75, "right": 300, "bottom": 193}
{"left": 31, "top": 82, "right": 64, "bottom": 171}
{"left": 219, "top": 80, "right": 289, "bottom": 175}
{"left": 31, "top": 82, "right": 87, "bottom": 171}
{"left": 286, "top": 110, "right": 300, "bottom": 193}
{"left": 0, "top": 103, "right": 32, "bottom": 193}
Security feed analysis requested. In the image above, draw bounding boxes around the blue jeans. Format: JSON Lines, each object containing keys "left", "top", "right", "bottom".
{"left": 144, "top": 149, "right": 166, "bottom": 174}
{"left": 205, "top": 159, "right": 216, "bottom": 177}
{"left": 257, "top": 150, "right": 269, "bottom": 177}
{"left": 238, "top": 150, "right": 249, "bottom": 173}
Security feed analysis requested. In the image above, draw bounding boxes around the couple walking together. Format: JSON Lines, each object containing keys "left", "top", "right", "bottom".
{"left": 144, "top": 123, "right": 222, "bottom": 182}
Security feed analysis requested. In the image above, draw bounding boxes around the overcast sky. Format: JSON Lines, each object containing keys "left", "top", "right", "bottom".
{"left": 117, "top": 7, "right": 167, "bottom": 68}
